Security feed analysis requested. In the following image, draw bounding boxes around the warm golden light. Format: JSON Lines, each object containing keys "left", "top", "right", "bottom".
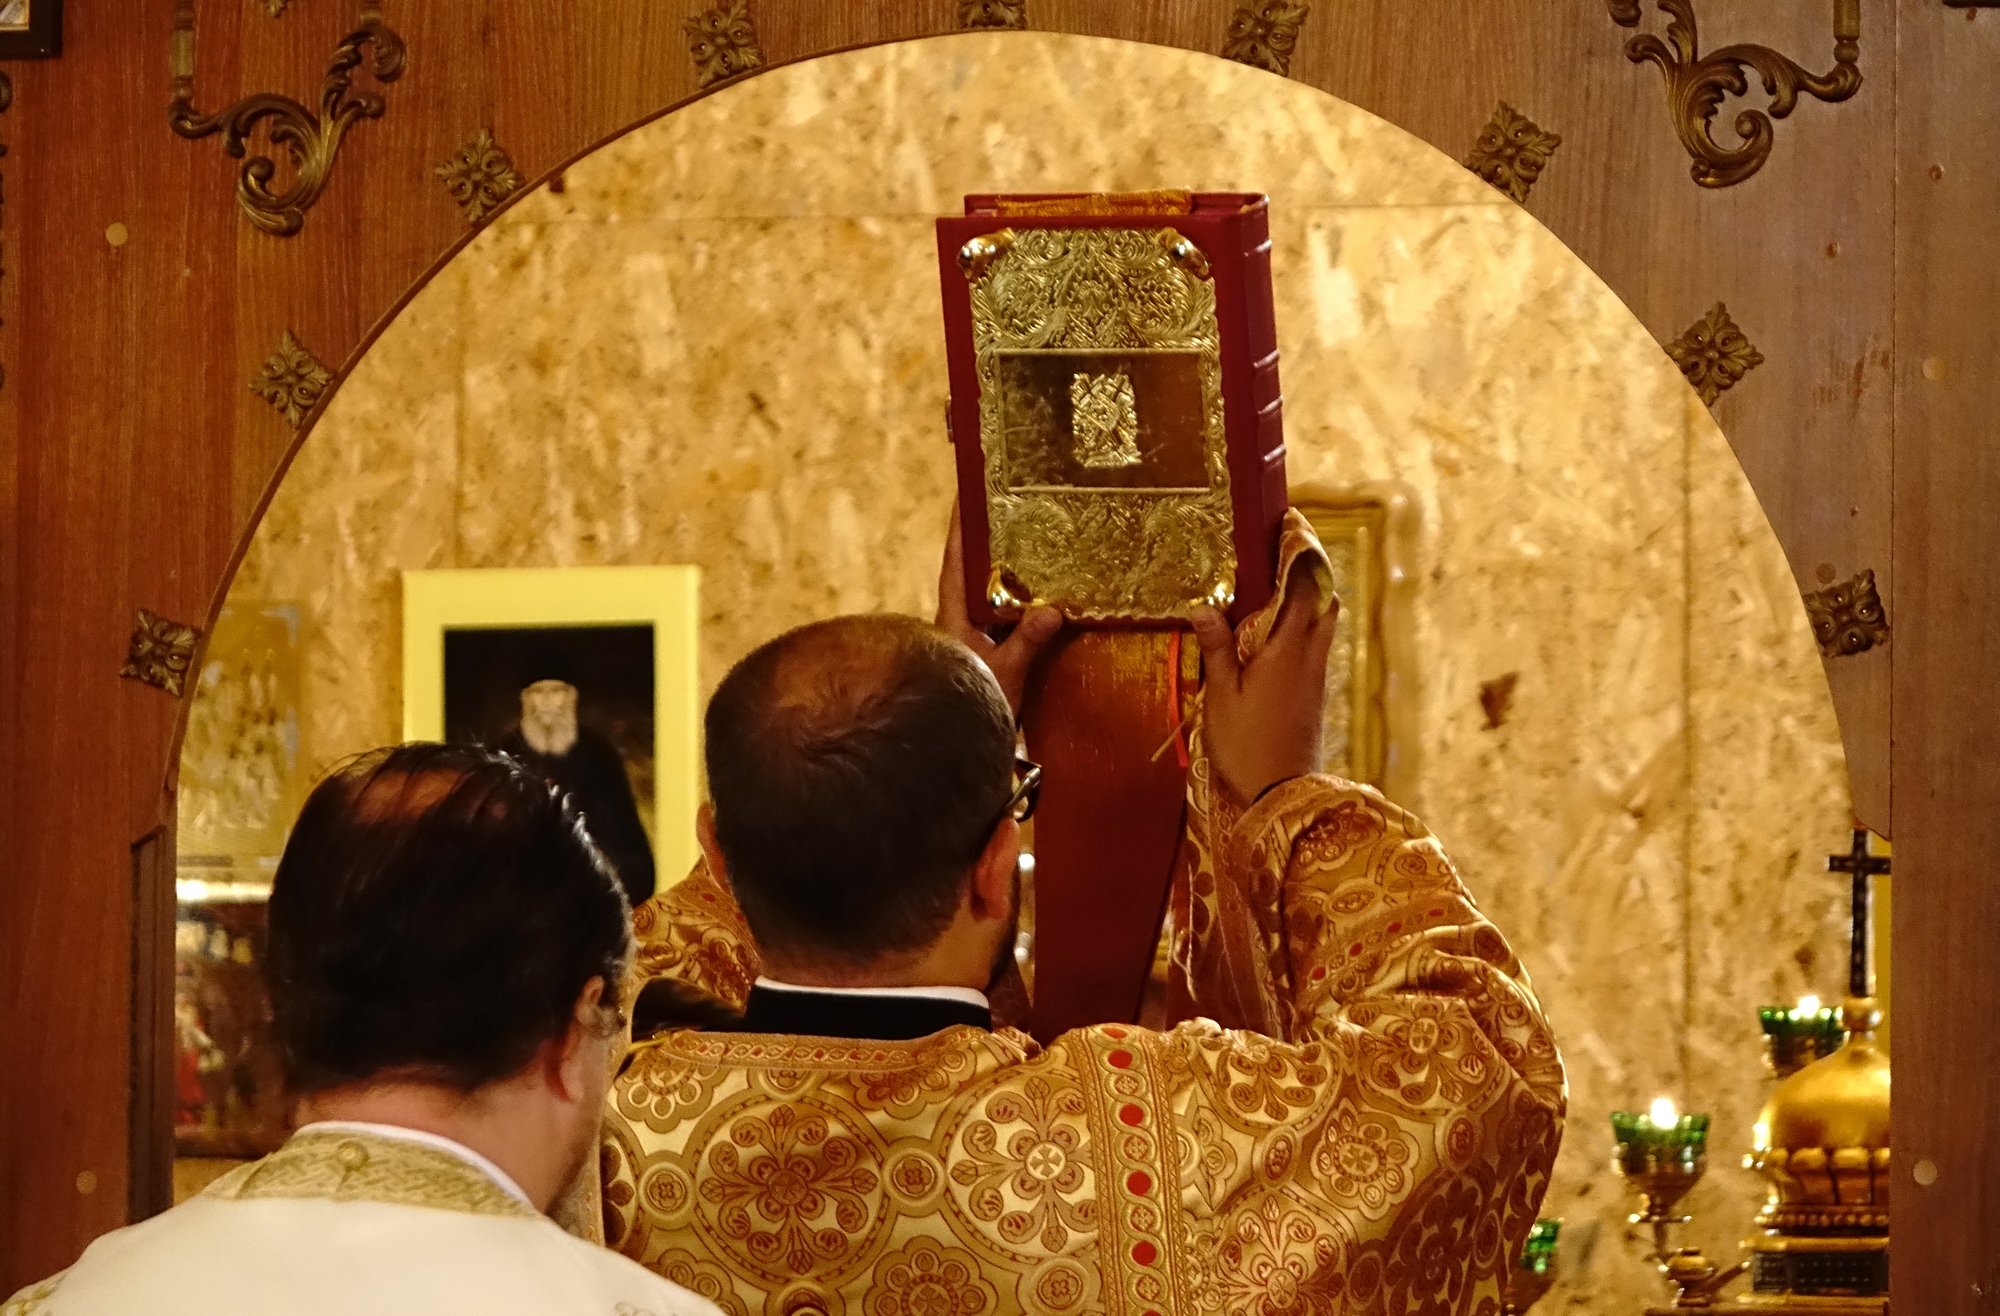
{"left": 1753, "top": 1121, "right": 1770, "bottom": 1151}
{"left": 1649, "top": 1096, "right": 1679, "bottom": 1128}
{"left": 1796, "top": 994, "right": 1822, "bottom": 1015}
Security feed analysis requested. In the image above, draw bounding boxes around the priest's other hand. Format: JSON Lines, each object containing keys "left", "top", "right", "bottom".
{"left": 1190, "top": 558, "right": 1339, "bottom": 808}
{"left": 936, "top": 502, "right": 1063, "bottom": 717}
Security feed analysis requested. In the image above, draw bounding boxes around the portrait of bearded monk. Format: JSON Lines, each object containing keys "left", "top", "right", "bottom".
{"left": 601, "top": 509, "right": 1566, "bottom": 1316}
{"left": 498, "top": 654, "right": 658, "bottom": 907}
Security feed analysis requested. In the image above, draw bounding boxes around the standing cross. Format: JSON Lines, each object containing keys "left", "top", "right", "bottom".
{"left": 1826, "top": 827, "right": 1891, "bottom": 1001}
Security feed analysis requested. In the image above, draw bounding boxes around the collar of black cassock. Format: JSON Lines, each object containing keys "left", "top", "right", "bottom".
{"left": 730, "top": 983, "right": 993, "bottom": 1041}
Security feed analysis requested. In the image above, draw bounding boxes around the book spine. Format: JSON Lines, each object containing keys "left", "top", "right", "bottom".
{"left": 1213, "top": 201, "right": 1286, "bottom": 618}
{"left": 1237, "top": 213, "right": 1288, "bottom": 520}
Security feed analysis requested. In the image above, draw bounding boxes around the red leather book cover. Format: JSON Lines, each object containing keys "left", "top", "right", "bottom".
{"left": 937, "top": 190, "right": 1287, "bottom": 628}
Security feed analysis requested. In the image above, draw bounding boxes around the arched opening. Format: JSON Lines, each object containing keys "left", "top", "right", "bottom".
{"left": 161, "top": 33, "right": 1853, "bottom": 1311}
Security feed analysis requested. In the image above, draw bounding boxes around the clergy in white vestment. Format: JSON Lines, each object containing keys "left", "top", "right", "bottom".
{"left": 3, "top": 744, "right": 719, "bottom": 1316}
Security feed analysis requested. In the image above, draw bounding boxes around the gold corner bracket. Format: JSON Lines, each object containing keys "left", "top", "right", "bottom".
{"left": 1608, "top": 0, "right": 1860, "bottom": 189}
{"left": 168, "top": 1, "right": 406, "bottom": 236}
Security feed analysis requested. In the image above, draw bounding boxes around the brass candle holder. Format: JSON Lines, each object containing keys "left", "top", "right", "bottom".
{"left": 1612, "top": 1100, "right": 1711, "bottom": 1270}
{"left": 1502, "top": 1219, "right": 1562, "bottom": 1316}
{"left": 1758, "top": 996, "right": 1846, "bottom": 1079}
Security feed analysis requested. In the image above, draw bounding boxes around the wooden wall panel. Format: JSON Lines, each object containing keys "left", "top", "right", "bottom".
{"left": 0, "top": 0, "right": 1973, "bottom": 1300}
{"left": 1892, "top": 6, "right": 2000, "bottom": 1313}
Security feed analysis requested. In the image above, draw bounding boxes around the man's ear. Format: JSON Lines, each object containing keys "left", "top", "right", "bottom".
{"left": 548, "top": 975, "right": 609, "bottom": 1104}
{"left": 968, "top": 817, "right": 1019, "bottom": 923}
{"left": 695, "top": 801, "right": 729, "bottom": 886}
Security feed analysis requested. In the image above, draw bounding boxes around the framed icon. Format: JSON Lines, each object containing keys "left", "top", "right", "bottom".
{"left": 0, "top": 0, "right": 62, "bottom": 59}
{"left": 401, "top": 565, "right": 701, "bottom": 892}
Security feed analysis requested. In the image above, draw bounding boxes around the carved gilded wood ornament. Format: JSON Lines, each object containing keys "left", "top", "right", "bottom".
{"left": 435, "top": 128, "right": 521, "bottom": 225}
{"left": 959, "top": 0, "right": 1026, "bottom": 28}
{"left": 1804, "top": 569, "right": 1890, "bottom": 658}
{"left": 120, "top": 610, "right": 202, "bottom": 697}
{"left": 1609, "top": 0, "right": 1861, "bottom": 189}
{"left": 1668, "top": 303, "right": 1763, "bottom": 404}
{"left": 168, "top": 2, "right": 406, "bottom": 236}
{"left": 1464, "top": 103, "right": 1563, "bottom": 204}
{"left": 249, "top": 332, "right": 332, "bottom": 429}
{"left": 685, "top": 2, "right": 764, "bottom": 89}
{"left": 1221, "top": 2, "right": 1309, "bottom": 77}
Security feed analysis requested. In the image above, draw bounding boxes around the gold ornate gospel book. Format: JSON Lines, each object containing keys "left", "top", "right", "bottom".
{"left": 936, "top": 190, "right": 1288, "bottom": 626}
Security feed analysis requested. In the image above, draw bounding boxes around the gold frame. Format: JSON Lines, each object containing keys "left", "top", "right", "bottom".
{"left": 400, "top": 565, "right": 702, "bottom": 887}
{"left": 1292, "top": 482, "right": 1419, "bottom": 807}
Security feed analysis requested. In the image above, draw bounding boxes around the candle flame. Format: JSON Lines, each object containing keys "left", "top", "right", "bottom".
{"left": 1649, "top": 1096, "right": 1679, "bottom": 1128}
{"left": 1796, "top": 994, "right": 1822, "bottom": 1016}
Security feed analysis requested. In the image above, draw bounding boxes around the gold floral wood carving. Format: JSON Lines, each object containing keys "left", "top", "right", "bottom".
{"left": 684, "top": 2, "right": 764, "bottom": 89}
{"left": 435, "top": 128, "right": 521, "bottom": 225}
{"left": 1221, "top": 2, "right": 1309, "bottom": 76}
{"left": 249, "top": 331, "right": 332, "bottom": 429}
{"left": 120, "top": 609, "right": 202, "bottom": 697}
{"left": 959, "top": 0, "right": 1026, "bottom": 28}
{"left": 1668, "top": 302, "right": 1763, "bottom": 404}
{"left": 1464, "top": 103, "right": 1563, "bottom": 203}
{"left": 1804, "top": 569, "right": 1890, "bottom": 658}
{"left": 1609, "top": 0, "right": 1861, "bottom": 189}
{"left": 168, "top": 5, "right": 405, "bottom": 236}
{"left": 966, "top": 227, "right": 1236, "bottom": 620}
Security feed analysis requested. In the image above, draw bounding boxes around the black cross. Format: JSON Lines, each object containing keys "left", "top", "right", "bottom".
{"left": 1827, "top": 828, "right": 1891, "bottom": 1001}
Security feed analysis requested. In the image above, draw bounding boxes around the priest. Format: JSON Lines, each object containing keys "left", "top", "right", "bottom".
{"left": 603, "top": 514, "right": 1565, "bottom": 1315}
{"left": 4, "top": 745, "right": 717, "bottom": 1316}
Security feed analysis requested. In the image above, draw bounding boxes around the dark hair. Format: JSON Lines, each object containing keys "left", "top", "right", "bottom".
{"left": 265, "top": 742, "right": 631, "bottom": 1093}
{"left": 705, "top": 614, "right": 1015, "bottom": 968}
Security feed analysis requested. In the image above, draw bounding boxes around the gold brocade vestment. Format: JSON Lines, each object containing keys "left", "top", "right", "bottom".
{"left": 603, "top": 523, "right": 1566, "bottom": 1316}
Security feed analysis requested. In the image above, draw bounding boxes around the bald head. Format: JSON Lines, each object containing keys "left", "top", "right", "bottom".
{"left": 705, "top": 614, "right": 1016, "bottom": 970}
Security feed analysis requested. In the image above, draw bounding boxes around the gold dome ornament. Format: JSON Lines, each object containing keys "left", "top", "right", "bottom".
{"left": 1738, "top": 996, "right": 1889, "bottom": 1311}
{"left": 1642, "top": 834, "right": 1891, "bottom": 1315}
{"left": 1642, "top": 1000, "right": 1890, "bottom": 1315}
{"left": 1753, "top": 998, "right": 1890, "bottom": 1177}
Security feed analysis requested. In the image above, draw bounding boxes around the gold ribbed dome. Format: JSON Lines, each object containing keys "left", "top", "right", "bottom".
{"left": 1758, "top": 1001, "right": 1890, "bottom": 1152}
{"left": 1747, "top": 998, "right": 1891, "bottom": 1229}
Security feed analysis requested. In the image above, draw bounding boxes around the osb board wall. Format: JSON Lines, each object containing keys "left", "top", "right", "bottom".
{"left": 197, "top": 37, "right": 1854, "bottom": 1311}
{"left": 11, "top": 0, "right": 1991, "bottom": 1298}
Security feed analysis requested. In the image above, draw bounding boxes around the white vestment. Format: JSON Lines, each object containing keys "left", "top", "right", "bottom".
{"left": 2, "top": 1124, "right": 719, "bottom": 1316}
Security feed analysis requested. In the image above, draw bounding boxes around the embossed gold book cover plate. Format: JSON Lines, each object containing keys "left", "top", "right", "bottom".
{"left": 938, "top": 192, "right": 1288, "bottom": 627}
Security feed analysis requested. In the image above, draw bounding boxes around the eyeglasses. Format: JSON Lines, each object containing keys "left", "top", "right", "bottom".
{"left": 994, "top": 755, "right": 1042, "bottom": 829}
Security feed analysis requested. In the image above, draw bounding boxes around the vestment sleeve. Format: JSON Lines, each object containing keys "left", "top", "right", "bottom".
{"left": 1154, "top": 513, "right": 1564, "bottom": 1313}
{"left": 1173, "top": 509, "right": 1559, "bottom": 1079}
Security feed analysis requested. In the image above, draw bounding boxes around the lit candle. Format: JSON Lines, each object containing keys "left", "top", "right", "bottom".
{"left": 1611, "top": 1099, "right": 1709, "bottom": 1175}
{"left": 1760, "top": 995, "right": 1847, "bottom": 1078}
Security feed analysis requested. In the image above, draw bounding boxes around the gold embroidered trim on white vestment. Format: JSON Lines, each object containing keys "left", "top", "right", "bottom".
{"left": 205, "top": 1129, "right": 540, "bottom": 1219}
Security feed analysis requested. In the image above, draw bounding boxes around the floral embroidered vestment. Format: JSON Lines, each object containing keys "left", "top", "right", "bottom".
{"left": 605, "top": 521, "right": 1566, "bottom": 1316}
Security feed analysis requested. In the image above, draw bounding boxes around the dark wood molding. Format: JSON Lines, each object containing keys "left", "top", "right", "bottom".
{"left": 127, "top": 826, "right": 175, "bottom": 1223}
